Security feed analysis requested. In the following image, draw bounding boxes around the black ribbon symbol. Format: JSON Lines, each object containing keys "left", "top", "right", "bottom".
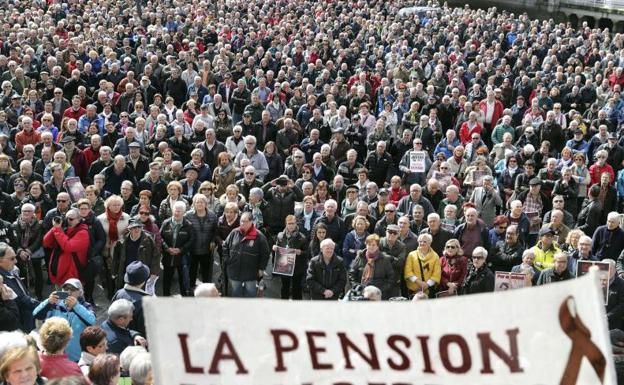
{"left": 559, "top": 296, "right": 606, "bottom": 385}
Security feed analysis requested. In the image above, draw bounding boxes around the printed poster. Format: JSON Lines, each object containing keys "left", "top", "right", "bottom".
{"left": 273, "top": 247, "right": 296, "bottom": 277}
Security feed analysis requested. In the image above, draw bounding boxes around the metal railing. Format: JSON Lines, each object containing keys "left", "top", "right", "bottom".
{"left": 559, "top": 0, "right": 624, "bottom": 8}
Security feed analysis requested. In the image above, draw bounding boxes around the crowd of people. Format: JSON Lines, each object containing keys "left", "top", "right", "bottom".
{"left": 2, "top": 0, "right": 624, "bottom": 382}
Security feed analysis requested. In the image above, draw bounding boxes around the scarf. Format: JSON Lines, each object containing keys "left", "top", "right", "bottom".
{"left": 241, "top": 223, "right": 258, "bottom": 241}
{"left": 18, "top": 218, "right": 33, "bottom": 249}
{"left": 219, "top": 162, "right": 233, "bottom": 178}
{"left": 361, "top": 250, "right": 380, "bottom": 285}
{"left": 106, "top": 208, "right": 123, "bottom": 243}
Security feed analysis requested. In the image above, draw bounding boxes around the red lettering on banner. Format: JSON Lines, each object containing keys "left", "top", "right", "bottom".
{"left": 177, "top": 333, "right": 204, "bottom": 374}
{"left": 439, "top": 334, "right": 471, "bottom": 373}
{"left": 337, "top": 332, "right": 381, "bottom": 370}
{"left": 271, "top": 329, "right": 299, "bottom": 372}
{"left": 208, "top": 332, "right": 248, "bottom": 375}
{"left": 386, "top": 335, "right": 411, "bottom": 371}
{"left": 306, "top": 331, "right": 334, "bottom": 370}
{"left": 416, "top": 335, "right": 435, "bottom": 374}
{"left": 478, "top": 328, "right": 524, "bottom": 374}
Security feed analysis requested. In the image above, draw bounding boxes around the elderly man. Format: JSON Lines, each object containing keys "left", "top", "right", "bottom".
{"left": 364, "top": 141, "right": 394, "bottom": 188}
{"left": 491, "top": 224, "right": 525, "bottom": 272}
{"left": 101, "top": 298, "right": 147, "bottom": 354}
{"left": 101, "top": 155, "right": 137, "bottom": 195}
{"left": 306, "top": 238, "right": 347, "bottom": 300}
{"left": 569, "top": 235, "right": 596, "bottom": 275}
{"left": 223, "top": 211, "right": 270, "bottom": 298}
{"left": 438, "top": 185, "right": 464, "bottom": 219}
{"left": 160, "top": 201, "right": 195, "bottom": 296}
{"left": 540, "top": 209, "right": 570, "bottom": 245}
{"left": 469, "top": 175, "right": 502, "bottom": 227}
{"left": 0, "top": 242, "right": 39, "bottom": 332}
{"left": 111, "top": 261, "right": 152, "bottom": 336}
{"left": 234, "top": 135, "right": 269, "bottom": 181}
{"left": 592, "top": 212, "right": 624, "bottom": 261}
{"left": 420, "top": 213, "right": 452, "bottom": 257}
{"left": 397, "top": 184, "right": 435, "bottom": 218}
{"left": 194, "top": 283, "right": 220, "bottom": 298}
{"left": 512, "top": 249, "right": 541, "bottom": 285}
{"left": 453, "top": 208, "right": 490, "bottom": 258}
{"left": 235, "top": 165, "right": 263, "bottom": 201}
{"left": 537, "top": 252, "right": 572, "bottom": 285}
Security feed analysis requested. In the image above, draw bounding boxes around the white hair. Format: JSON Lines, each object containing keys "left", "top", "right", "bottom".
{"left": 108, "top": 298, "right": 134, "bottom": 320}
{"left": 320, "top": 238, "right": 335, "bottom": 249}
{"left": 129, "top": 352, "right": 152, "bottom": 385}
{"left": 120, "top": 346, "right": 147, "bottom": 372}
{"left": 194, "top": 283, "right": 220, "bottom": 298}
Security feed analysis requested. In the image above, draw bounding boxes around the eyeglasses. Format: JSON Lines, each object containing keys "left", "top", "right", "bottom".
{"left": 385, "top": 210, "right": 395, "bottom": 213}
{"left": 445, "top": 245, "right": 457, "bottom": 249}
{"left": 472, "top": 256, "right": 485, "bottom": 260}
{"left": 302, "top": 171, "right": 311, "bottom": 174}
{"left": 245, "top": 172, "right": 255, "bottom": 175}
{"left": 414, "top": 142, "right": 422, "bottom": 145}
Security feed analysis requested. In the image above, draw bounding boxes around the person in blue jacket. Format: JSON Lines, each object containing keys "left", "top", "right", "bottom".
{"left": 33, "top": 278, "right": 95, "bottom": 362}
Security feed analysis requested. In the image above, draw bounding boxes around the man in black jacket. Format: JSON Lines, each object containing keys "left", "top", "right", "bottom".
{"left": 306, "top": 238, "right": 347, "bottom": 300}
{"left": 223, "top": 212, "right": 270, "bottom": 298}
{"left": 537, "top": 253, "right": 572, "bottom": 285}
{"left": 605, "top": 259, "right": 624, "bottom": 330}
{"left": 160, "top": 201, "right": 195, "bottom": 296}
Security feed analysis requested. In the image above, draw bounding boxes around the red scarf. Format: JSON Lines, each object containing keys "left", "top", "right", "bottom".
{"left": 106, "top": 208, "right": 122, "bottom": 243}
{"left": 240, "top": 223, "right": 258, "bottom": 241}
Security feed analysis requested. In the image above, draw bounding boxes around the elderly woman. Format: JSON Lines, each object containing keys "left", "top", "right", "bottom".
{"left": 405, "top": 233, "right": 441, "bottom": 297}
{"left": 460, "top": 247, "right": 495, "bottom": 295}
{"left": 129, "top": 352, "right": 153, "bottom": 385}
{"left": 342, "top": 215, "right": 369, "bottom": 269}
{"left": 158, "top": 181, "right": 189, "bottom": 221}
{"left": 349, "top": 234, "right": 395, "bottom": 300}
{"left": 217, "top": 184, "right": 246, "bottom": 216}
{"left": 212, "top": 152, "right": 237, "bottom": 197}
{"left": 101, "top": 299, "right": 146, "bottom": 355}
{"left": 186, "top": 194, "right": 218, "bottom": 289}
{"left": 198, "top": 181, "right": 220, "bottom": 212}
{"left": 272, "top": 215, "right": 308, "bottom": 300}
{"left": 33, "top": 279, "right": 95, "bottom": 362}
{"left": 0, "top": 346, "right": 41, "bottom": 385}
{"left": 38, "top": 317, "right": 83, "bottom": 378}
{"left": 306, "top": 238, "right": 347, "bottom": 300}
{"left": 89, "top": 354, "right": 121, "bottom": 385}
{"left": 439, "top": 239, "right": 468, "bottom": 294}
{"left": 97, "top": 195, "right": 131, "bottom": 299}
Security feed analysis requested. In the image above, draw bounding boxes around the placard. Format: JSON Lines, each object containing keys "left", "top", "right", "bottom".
{"left": 409, "top": 151, "right": 426, "bottom": 173}
{"left": 433, "top": 171, "right": 452, "bottom": 191}
{"left": 494, "top": 271, "right": 527, "bottom": 291}
{"left": 65, "top": 177, "right": 85, "bottom": 202}
{"left": 272, "top": 247, "right": 296, "bottom": 276}
{"left": 144, "top": 272, "right": 616, "bottom": 385}
{"left": 576, "top": 260, "right": 611, "bottom": 305}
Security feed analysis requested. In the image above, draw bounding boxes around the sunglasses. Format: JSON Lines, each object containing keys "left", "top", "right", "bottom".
{"left": 57, "top": 199, "right": 68, "bottom": 203}
{"left": 472, "top": 256, "right": 485, "bottom": 260}
{"left": 67, "top": 217, "right": 79, "bottom": 221}
{"left": 445, "top": 245, "right": 457, "bottom": 249}
{"left": 139, "top": 212, "right": 150, "bottom": 215}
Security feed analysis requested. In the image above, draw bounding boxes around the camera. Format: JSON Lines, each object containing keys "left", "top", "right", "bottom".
{"left": 53, "top": 216, "right": 63, "bottom": 225}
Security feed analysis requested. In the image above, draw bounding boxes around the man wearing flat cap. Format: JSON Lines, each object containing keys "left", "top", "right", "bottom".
{"left": 111, "top": 219, "right": 160, "bottom": 291}
{"left": 111, "top": 260, "right": 152, "bottom": 335}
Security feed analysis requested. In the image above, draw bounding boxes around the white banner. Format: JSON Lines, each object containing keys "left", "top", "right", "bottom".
{"left": 144, "top": 272, "right": 616, "bottom": 385}
{"left": 409, "top": 151, "right": 426, "bottom": 173}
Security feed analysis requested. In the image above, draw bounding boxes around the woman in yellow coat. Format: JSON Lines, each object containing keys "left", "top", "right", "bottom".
{"left": 405, "top": 233, "right": 441, "bottom": 297}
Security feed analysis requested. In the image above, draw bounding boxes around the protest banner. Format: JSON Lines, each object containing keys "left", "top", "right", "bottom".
{"left": 409, "top": 151, "right": 426, "bottom": 173}
{"left": 273, "top": 247, "right": 296, "bottom": 277}
{"left": 577, "top": 260, "right": 611, "bottom": 305}
{"left": 472, "top": 170, "right": 486, "bottom": 187}
{"left": 144, "top": 272, "right": 616, "bottom": 385}
{"left": 494, "top": 271, "right": 527, "bottom": 291}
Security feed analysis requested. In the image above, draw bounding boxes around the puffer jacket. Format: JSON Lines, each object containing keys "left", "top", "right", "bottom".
{"left": 223, "top": 224, "right": 270, "bottom": 282}
{"left": 184, "top": 209, "right": 218, "bottom": 255}
{"left": 460, "top": 265, "right": 495, "bottom": 295}
{"left": 349, "top": 251, "right": 395, "bottom": 299}
{"left": 306, "top": 254, "right": 347, "bottom": 300}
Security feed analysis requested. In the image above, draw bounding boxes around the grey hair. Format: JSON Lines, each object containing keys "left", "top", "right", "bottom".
{"left": 320, "top": 238, "right": 335, "bottom": 249}
{"left": 0, "top": 331, "right": 27, "bottom": 360}
{"left": 107, "top": 299, "right": 134, "bottom": 320}
{"left": 362, "top": 285, "right": 382, "bottom": 300}
{"left": 129, "top": 352, "right": 152, "bottom": 385}
{"left": 249, "top": 187, "right": 264, "bottom": 199}
{"left": 120, "top": 346, "right": 147, "bottom": 372}
{"left": 473, "top": 246, "right": 488, "bottom": 258}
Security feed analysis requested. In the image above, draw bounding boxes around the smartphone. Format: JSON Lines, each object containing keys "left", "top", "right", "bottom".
{"left": 53, "top": 291, "right": 69, "bottom": 300}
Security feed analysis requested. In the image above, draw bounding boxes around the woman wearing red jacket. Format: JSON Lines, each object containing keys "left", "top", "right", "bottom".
{"left": 43, "top": 208, "right": 90, "bottom": 286}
